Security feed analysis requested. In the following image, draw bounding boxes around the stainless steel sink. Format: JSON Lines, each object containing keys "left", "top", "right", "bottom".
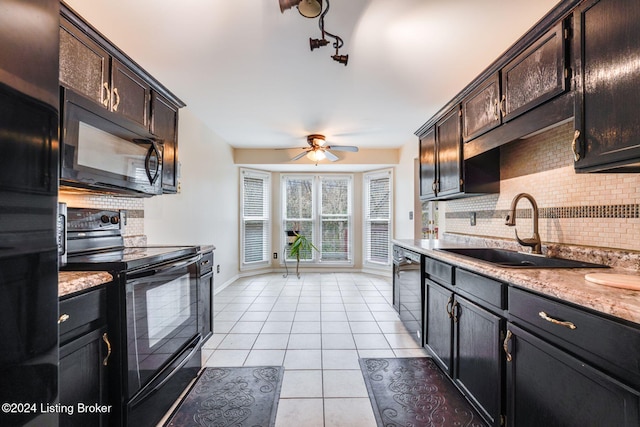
{"left": 436, "top": 247, "right": 609, "bottom": 269}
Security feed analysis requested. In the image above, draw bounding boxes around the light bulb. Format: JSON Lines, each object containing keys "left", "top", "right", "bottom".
{"left": 306, "top": 150, "right": 326, "bottom": 162}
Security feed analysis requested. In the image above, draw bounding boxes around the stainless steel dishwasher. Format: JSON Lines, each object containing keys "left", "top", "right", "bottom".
{"left": 392, "top": 245, "right": 423, "bottom": 346}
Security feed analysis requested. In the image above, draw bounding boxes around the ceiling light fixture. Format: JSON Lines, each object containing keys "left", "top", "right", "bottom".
{"left": 279, "top": 0, "right": 348, "bottom": 66}
{"left": 306, "top": 149, "right": 326, "bottom": 162}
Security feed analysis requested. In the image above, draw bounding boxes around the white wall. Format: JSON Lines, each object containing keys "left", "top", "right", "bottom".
{"left": 394, "top": 137, "right": 418, "bottom": 239}
{"left": 145, "top": 108, "right": 239, "bottom": 290}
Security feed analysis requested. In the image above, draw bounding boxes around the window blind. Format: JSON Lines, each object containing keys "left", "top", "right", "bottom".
{"left": 364, "top": 170, "right": 392, "bottom": 266}
{"left": 241, "top": 169, "right": 270, "bottom": 267}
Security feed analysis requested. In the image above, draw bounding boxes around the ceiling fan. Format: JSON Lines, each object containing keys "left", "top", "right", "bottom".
{"left": 291, "top": 134, "right": 359, "bottom": 163}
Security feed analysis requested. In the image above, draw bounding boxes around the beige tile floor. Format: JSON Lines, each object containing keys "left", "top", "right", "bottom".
{"left": 201, "top": 272, "right": 428, "bottom": 427}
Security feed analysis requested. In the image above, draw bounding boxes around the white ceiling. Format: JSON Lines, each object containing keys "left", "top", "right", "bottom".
{"left": 63, "top": 0, "right": 560, "bottom": 154}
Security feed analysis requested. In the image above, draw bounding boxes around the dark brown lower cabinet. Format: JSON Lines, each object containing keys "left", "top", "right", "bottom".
{"left": 424, "top": 281, "right": 503, "bottom": 427}
{"left": 424, "top": 280, "right": 453, "bottom": 374}
{"left": 454, "top": 296, "right": 503, "bottom": 426}
{"left": 505, "top": 323, "right": 640, "bottom": 427}
{"left": 59, "top": 287, "right": 110, "bottom": 427}
{"left": 59, "top": 326, "right": 109, "bottom": 427}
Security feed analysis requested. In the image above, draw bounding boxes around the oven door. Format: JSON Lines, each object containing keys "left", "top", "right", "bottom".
{"left": 125, "top": 255, "right": 200, "bottom": 399}
{"left": 61, "top": 89, "right": 163, "bottom": 196}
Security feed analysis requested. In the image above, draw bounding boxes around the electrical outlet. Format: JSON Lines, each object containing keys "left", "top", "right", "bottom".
{"left": 470, "top": 212, "right": 477, "bottom": 226}
{"left": 216, "top": 265, "right": 220, "bottom": 273}
{"left": 273, "top": 252, "right": 278, "bottom": 259}
{"left": 409, "top": 211, "right": 414, "bottom": 220}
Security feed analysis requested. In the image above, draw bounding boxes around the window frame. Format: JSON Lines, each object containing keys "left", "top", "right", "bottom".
{"left": 240, "top": 168, "right": 271, "bottom": 270}
{"left": 363, "top": 168, "right": 393, "bottom": 268}
{"left": 280, "top": 173, "right": 354, "bottom": 267}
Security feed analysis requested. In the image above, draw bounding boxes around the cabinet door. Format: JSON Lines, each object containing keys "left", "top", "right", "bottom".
{"left": 454, "top": 296, "right": 503, "bottom": 427}
{"left": 435, "top": 106, "right": 462, "bottom": 198}
{"left": 501, "top": 22, "right": 566, "bottom": 122}
{"left": 573, "top": 0, "right": 640, "bottom": 171}
{"left": 59, "top": 327, "right": 110, "bottom": 427}
{"left": 462, "top": 74, "right": 501, "bottom": 142}
{"left": 424, "top": 280, "right": 453, "bottom": 375}
{"left": 151, "top": 92, "right": 180, "bottom": 193}
{"left": 419, "top": 126, "right": 436, "bottom": 200}
{"left": 111, "top": 59, "right": 150, "bottom": 129}
{"left": 59, "top": 17, "right": 110, "bottom": 108}
{"left": 505, "top": 323, "right": 640, "bottom": 427}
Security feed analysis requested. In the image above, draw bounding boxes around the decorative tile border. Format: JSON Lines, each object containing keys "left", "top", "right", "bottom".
{"left": 446, "top": 204, "right": 640, "bottom": 220}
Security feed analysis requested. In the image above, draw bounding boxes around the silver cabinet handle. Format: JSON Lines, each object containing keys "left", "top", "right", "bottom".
{"left": 58, "top": 313, "right": 70, "bottom": 324}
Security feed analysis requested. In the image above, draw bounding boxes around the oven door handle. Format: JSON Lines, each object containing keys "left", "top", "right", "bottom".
{"left": 127, "top": 255, "right": 200, "bottom": 279}
{"left": 129, "top": 334, "right": 203, "bottom": 409}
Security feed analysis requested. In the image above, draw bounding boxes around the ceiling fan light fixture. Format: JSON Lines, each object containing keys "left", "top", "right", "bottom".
{"left": 298, "top": 0, "right": 322, "bottom": 18}
{"left": 306, "top": 150, "right": 326, "bottom": 162}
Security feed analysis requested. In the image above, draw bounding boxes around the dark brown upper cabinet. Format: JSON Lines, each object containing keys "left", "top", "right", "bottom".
{"left": 419, "top": 105, "right": 499, "bottom": 201}
{"left": 59, "top": 3, "right": 185, "bottom": 194}
{"left": 436, "top": 107, "right": 463, "bottom": 199}
{"left": 573, "top": 0, "right": 640, "bottom": 172}
{"left": 418, "top": 107, "right": 462, "bottom": 200}
{"left": 152, "top": 92, "right": 180, "bottom": 193}
{"left": 462, "top": 73, "right": 502, "bottom": 142}
{"left": 419, "top": 127, "right": 437, "bottom": 200}
{"left": 111, "top": 59, "right": 151, "bottom": 129}
{"left": 59, "top": 17, "right": 150, "bottom": 130}
{"left": 59, "top": 16, "right": 110, "bottom": 108}
{"left": 500, "top": 22, "right": 567, "bottom": 123}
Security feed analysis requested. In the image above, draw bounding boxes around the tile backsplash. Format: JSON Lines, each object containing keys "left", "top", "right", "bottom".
{"left": 442, "top": 122, "right": 640, "bottom": 252}
{"left": 58, "top": 191, "right": 145, "bottom": 238}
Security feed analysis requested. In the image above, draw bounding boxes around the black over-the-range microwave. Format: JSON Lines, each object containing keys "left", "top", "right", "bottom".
{"left": 60, "top": 88, "right": 163, "bottom": 196}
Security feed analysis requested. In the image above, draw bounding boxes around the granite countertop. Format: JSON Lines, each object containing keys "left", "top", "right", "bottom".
{"left": 59, "top": 271, "right": 113, "bottom": 298}
{"left": 393, "top": 238, "right": 640, "bottom": 326}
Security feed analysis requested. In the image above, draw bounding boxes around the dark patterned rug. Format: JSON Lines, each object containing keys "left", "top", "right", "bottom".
{"left": 164, "top": 366, "right": 284, "bottom": 427}
{"left": 360, "top": 357, "right": 488, "bottom": 427}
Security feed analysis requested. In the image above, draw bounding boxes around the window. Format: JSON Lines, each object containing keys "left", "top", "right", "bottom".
{"left": 240, "top": 169, "right": 271, "bottom": 269}
{"left": 282, "top": 174, "right": 353, "bottom": 264}
{"left": 364, "top": 169, "right": 392, "bottom": 266}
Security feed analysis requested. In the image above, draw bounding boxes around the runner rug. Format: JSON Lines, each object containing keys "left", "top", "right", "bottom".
{"left": 360, "top": 357, "right": 488, "bottom": 427}
{"left": 164, "top": 366, "right": 284, "bottom": 427}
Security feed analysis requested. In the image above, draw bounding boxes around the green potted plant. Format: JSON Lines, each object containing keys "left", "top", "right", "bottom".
{"left": 288, "top": 231, "right": 318, "bottom": 278}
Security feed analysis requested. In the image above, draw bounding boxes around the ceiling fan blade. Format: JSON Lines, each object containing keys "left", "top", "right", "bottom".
{"left": 324, "top": 150, "right": 339, "bottom": 162}
{"left": 325, "top": 145, "right": 359, "bottom": 152}
{"left": 291, "top": 150, "right": 309, "bottom": 161}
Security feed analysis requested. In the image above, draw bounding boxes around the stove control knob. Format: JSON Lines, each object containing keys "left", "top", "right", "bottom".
{"left": 110, "top": 216, "right": 120, "bottom": 225}
{"left": 100, "top": 215, "right": 110, "bottom": 224}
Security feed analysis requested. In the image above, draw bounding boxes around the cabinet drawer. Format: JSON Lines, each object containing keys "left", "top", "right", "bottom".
{"left": 424, "top": 257, "right": 453, "bottom": 287}
{"left": 59, "top": 287, "right": 106, "bottom": 338}
{"left": 199, "top": 251, "right": 214, "bottom": 275}
{"left": 509, "top": 287, "right": 640, "bottom": 389}
{"left": 455, "top": 269, "right": 505, "bottom": 311}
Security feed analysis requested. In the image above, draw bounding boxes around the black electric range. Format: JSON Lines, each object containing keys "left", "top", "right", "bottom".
{"left": 61, "top": 208, "right": 204, "bottom": 427}
{"left": 61, "top": 207, "right": 199, "bottom": 272}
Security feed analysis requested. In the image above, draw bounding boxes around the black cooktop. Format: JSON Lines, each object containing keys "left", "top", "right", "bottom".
{"left": 63, "top": 245, "right": 198, "bottom": 272}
